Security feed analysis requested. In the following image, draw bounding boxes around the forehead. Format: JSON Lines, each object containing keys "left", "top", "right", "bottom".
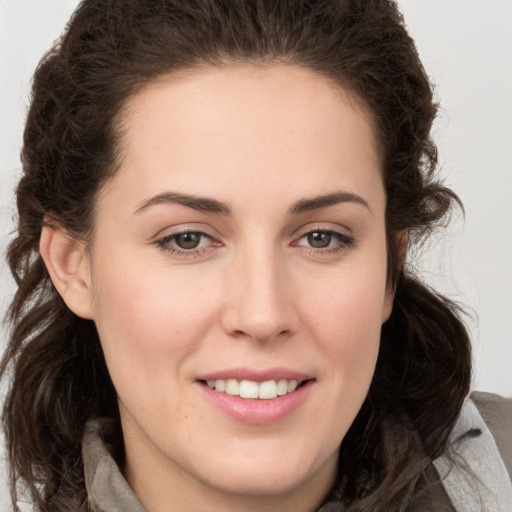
{"left": 100, "top": 64, "right": 383, "bottom": 215}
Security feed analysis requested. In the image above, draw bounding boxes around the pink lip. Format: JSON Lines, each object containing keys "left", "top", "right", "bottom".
{"left": 196, "top": 378, "right": 314, "bottom": 426}
{"left": 197, "top": 367, "right": 313, "bottom": 383}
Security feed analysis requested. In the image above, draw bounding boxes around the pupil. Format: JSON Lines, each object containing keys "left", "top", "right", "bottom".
{"left": 308, "top": 232, "right": 331, "bottom": 248}
{"left": 176, "top": 233, "right": 201, "bottom": 249}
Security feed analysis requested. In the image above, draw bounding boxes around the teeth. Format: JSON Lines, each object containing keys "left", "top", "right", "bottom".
{"left": 259, "top": 380, "right": 277, "bottom": 399}
{"left": 277, "top": 379, "right": 288, "bottom": 395}
{"left": 206, "top": 378, "right": 303, "bottom": 399}
{"left": 225, "top": 379, "right": 239, "bottom": 396}
{"left": 239, "top": 380, "right": 259, "bottom": 399}
{"left": 287, "top": 380, "right": 298, "bottom": 393}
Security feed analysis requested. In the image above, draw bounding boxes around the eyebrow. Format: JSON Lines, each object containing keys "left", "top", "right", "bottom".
{"left": 135, "top": 192, "right": 232, "bottom": 215}
{"left": 134, "top": 190, "right": 370, "bottom": 216}
{"left": 288, "top": 192, "right": 371, "bottom": 215}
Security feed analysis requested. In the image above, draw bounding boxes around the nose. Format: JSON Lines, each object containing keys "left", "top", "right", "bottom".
{"left": 220, "top": 247, "right": 298, "bottom": 344}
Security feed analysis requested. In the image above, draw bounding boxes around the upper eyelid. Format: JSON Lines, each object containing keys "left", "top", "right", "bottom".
{"left": 152, "top": 223, "right": 354, "bottom": 247}
{"left": 154, "top": 226, "right": 352, "bottom": 240}
{"left": 156, "top": 230, "right": 216, "bottom": 247}
{"left": 162, "top": 228, "right": 212, "bottom": 237}
{"left": 159, "top": 230, "right": 212, "bottom": 241}
{"left": 293, "top": 223, "right": 353, "bottom": 238}
{"left": 152, "top": 224, "right": 218, "bottom": 241}
{"left": 294, "top": 230, "right": 354, "bottom": 244}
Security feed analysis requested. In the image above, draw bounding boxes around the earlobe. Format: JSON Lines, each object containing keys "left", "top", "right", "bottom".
{"left": 382, "top": 230, "right": 409, "bottom": 323}
{"left": 381, "top": 287, "right": 394, "bottom": 324}
{"left": 39, "top": 221, "right": 94, "bottom": 319}
{"left": 397, "top": 230, "right": 409, "bottom": 267}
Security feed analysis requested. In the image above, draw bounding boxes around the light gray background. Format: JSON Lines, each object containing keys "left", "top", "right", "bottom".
{"left": 1, "top": 0, "right": 511, "bottom": 508}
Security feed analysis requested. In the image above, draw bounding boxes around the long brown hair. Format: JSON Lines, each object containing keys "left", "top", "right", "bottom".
{"left": 1, "top": 1, "right": 471, "bottom": 510}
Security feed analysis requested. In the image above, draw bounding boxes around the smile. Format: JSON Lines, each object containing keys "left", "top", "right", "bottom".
{"left": 205, "top": 378, "right": 301, "bottom": 399}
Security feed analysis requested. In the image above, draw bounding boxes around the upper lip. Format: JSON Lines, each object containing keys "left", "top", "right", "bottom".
{"left": 196, "top": 367, "right": 314, "bottom": 383}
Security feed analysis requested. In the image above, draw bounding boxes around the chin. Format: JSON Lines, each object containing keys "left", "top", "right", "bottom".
{"left": 193, "top": 443, "right": 338, "bottom": 498}
{"left": 203, "top": 465, "right": 312, "bottom": 497}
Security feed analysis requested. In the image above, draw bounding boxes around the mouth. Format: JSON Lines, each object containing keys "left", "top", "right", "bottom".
{"left": 196, "top": 368, "right": 315, "bottom": 423}
{"left": 200, "top": 378, "right": 308, "bottom": 400}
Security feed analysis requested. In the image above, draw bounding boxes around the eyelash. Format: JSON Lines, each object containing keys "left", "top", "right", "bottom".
{"left": 153, "top": 230, "right": 218, "bottom": 257}
{"left": 153, "top": 228, "right": 355, "bottom": 257}
{"left": 292, "top": 229, "right": 355, "bottom": 254}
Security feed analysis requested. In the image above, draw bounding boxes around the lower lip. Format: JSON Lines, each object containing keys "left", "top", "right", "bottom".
{"left": 197, "top": 380, "right": 314, "bottom": 425}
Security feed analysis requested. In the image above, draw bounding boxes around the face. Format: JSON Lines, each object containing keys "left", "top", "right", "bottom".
{"left": 85, "top": 65, "right": 392, "bottom": 507}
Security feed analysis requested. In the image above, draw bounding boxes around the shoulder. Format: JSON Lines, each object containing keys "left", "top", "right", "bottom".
{"left": 432, "top": 392, "right": 512, "bottom": 512}
{"left": 470, "top": 390, "right": 512, "bottom": 480}
{"left": 83, "top": 418, "right": 147, "bottom": 512}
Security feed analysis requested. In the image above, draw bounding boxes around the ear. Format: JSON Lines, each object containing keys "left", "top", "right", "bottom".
{"left": 39, "top": 220, "right": 94, "bottom": 319}
{"left": 382, "top": 230, "right": 409, "bottom": 323}
{"left": 395, "top": 229, "right": 409, "bottom": 270}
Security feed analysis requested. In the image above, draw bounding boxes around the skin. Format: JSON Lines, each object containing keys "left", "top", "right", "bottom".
{"left": 41, "top": 64, "right": 394, "bottom": 512}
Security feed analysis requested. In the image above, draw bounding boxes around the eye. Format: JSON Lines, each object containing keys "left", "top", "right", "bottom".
{"left": 154, "top": 230, "right": 219, "bottom": 255}
{"left": 306, "top": 231, "right": 333, "bottom": 249}
{"left": 173, "top": 232, "right": 206, "bottom": 250}
{"left": 293, "top": 229, "right": 355, "bottom": 253}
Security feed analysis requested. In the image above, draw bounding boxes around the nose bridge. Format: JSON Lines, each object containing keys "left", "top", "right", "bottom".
{"left": 222, "top": 241, "right": 296, "bottom": 343}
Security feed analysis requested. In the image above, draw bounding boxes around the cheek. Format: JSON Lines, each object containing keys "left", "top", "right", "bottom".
{"left": 289, "top": 268, "right": 386, "bottom": 460}
{"left": 90, "top": 257, "right": 221, "bottom": 390}
{"left": 298, "top": 263, "right": 387, "bottom": 384}
{"left": 305, "top": 266, "right": 387, "bottom": 337}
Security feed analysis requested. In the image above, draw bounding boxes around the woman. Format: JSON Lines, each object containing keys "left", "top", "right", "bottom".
{"left": 1, "top": 1, "right": 511, "bottom": 511}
